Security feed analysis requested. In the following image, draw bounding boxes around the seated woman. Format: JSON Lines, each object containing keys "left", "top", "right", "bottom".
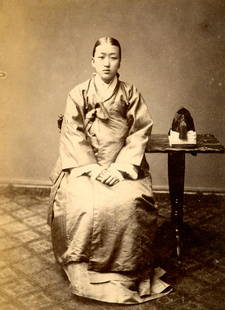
{"left": 48, "top": 36, "right": 172, "bottom": 304}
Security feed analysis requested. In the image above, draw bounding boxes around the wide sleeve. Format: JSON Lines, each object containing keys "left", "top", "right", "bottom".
{"left": 59, "top": 88, "right": 97, "bottom": 170}
{"left": 115, "top": 85, "right": 153, "bottom": 167}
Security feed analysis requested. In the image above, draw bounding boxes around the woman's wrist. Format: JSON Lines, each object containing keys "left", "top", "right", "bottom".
{"left": 69, "top": 164, "right": 99, "bottom": 178}
{"left": 110, "top": 163, "right": 138, "bottom": 180}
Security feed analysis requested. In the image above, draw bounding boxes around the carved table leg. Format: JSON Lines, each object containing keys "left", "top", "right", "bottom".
{"left": 168, "top": 151, "right": 185, "bottom": 264}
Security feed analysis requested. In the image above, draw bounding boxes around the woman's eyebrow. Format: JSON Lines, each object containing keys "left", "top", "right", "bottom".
{"left": 97, "top": 52, "right": 118, "bottom": 56}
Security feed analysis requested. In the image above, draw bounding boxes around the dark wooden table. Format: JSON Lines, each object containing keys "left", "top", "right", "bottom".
{"left": 146, "top": 134, "right": 225, "bottom": 264}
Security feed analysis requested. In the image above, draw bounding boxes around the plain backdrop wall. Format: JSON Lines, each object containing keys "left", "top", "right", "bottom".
{"left": 0, "top": 0, "right": 224, "bottom": 191}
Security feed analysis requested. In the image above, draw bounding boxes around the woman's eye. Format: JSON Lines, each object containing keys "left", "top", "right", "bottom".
{"left": 98, "top": 56, "right": 104, "bottom": 59}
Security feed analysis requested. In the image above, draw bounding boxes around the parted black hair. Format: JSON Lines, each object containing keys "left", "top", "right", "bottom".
{"left": 92, "top": 37, "right": 121, "bottom": 59}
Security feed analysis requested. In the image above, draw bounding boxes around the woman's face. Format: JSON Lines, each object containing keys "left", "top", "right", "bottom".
{"left": 92, "top": 43, "right": 120, "bottom": 83}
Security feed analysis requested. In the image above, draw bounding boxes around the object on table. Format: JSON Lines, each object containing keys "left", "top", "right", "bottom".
{"left": 168, "top": 108, "right": 197, "bottom": 146}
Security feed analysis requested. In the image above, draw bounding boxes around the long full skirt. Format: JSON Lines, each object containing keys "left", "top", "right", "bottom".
{"left": 51, "top": 172, "right": 171, "bottom": 304}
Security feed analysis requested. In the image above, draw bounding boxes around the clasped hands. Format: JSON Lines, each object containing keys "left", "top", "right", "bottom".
{"left": 88, "top": 165, "right": 123, "bottom": 186}
{"left": 69, "top": 163, "right": 137, "bottom": 186}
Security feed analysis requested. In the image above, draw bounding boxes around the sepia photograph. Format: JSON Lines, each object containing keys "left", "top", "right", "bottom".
{"left": 0, "top": 0, "right": 225, "bottom": 309}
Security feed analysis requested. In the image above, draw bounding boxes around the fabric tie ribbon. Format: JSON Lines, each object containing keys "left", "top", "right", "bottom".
{"left": 86, "top": 102, "right": 109, "bottom": 121}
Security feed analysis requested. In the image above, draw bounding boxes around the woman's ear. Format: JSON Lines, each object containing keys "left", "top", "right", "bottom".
{"left": 91, "top": 57, "right": 95, "bottom": 69}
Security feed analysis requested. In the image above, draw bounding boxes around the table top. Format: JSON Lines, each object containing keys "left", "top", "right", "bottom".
{"left": 146, "top": 134, "right": 225, "bottom": 153}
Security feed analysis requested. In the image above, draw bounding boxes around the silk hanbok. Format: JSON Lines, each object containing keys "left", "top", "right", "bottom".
{"left": 49, "top": 75, "right": 171, "bottom": 304}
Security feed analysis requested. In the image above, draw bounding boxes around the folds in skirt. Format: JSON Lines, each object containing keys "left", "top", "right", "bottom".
{"left": 51, "top": 172, "right": 172, "bottom": 304}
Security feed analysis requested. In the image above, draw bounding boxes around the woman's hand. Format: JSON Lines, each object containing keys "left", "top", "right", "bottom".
{"left": 69, "top": 164, "right": 105, "bottom": 180}
{"left": 88, "top": 164, "right": 106, "bottom": 180}
{"left": 96, "top": 166, "right": 123, "bottom": 186}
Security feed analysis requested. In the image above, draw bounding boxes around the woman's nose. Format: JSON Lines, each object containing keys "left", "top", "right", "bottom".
{"left": 103, "top": 57, "right": 110, "bottom": 66}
